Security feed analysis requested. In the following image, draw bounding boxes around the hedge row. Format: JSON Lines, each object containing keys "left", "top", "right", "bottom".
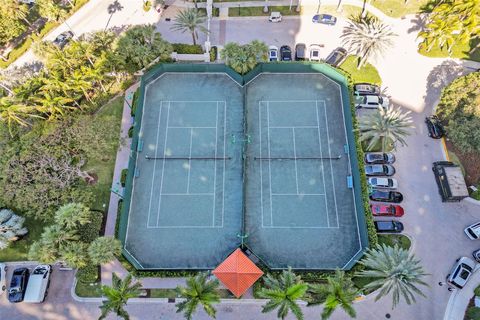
{"left": 172, "top": 43, "right": 204, "bottom": 54}
{"left": 120, "top": 168, "right": 128, "bottom": 187}
{"left": 77, "top": 264, "right": 99, "bottom": 284}
{"left": 130, "top": 89, "right": 139, "bottom": 117}
{"left": 210, "top": 46, "right": 217, "bottom": 62}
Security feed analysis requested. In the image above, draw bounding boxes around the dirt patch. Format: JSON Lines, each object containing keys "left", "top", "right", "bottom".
{"left": 86, "top": 172, "right": 98, "bottom": 185}
{"left": 446, "top": 141, "right": 480, "bottom": 186}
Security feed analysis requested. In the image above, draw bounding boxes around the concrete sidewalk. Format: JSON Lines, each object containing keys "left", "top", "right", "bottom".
{"left": 444, "top": 267, "right": 480, "bottom": 320}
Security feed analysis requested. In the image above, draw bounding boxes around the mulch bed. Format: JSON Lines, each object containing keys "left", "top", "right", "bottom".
{"left": 446, "top": 140, "right": 480, "bottom": 186}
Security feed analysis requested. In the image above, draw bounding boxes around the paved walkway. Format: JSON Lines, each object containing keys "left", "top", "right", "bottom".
{"left": 444, "top": 267, "right": 480, "bottom": 320}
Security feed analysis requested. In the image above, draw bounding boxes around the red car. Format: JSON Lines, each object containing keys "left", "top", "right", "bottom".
{"left": 371, "top": 204, "right": 404, "bottom": 217}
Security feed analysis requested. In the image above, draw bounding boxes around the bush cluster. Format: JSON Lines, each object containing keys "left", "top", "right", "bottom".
{"left": 131, "top": 89, "right": 139, "bottom": 117}
{"left": 77, "top": 211, "right": 103, "bottom": 243}
{"left": 77, "top": 265, "right": 99, "bottom": 284}
{"left": 172, "top": 43, "right": 204, "bottom": 54}
{"left": 210, "top": 46, "right": 217, "bottom": 62}
{"left": 128, "top": 126, "right": 134, "bottom": 138}
{"left": 120, "top": 169, "right": 128, "bottom": 187}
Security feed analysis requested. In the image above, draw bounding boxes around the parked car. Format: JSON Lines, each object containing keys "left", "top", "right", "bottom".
{"left": 268, "top": 46, "right": 279, "bottom": 61}
{"left": 280, "top": 45, "right": 292, "bottom": 61}
{"left": 312, "top": 14, "right": 337, "bottom": 25}
{"left": 355, "top": 94, "right": 389, "bottom": 109}
{"left": 0, "top": 263, "right": 6, "bottom": 295}
{"left": 425, "top": 115, "right": 444, "bottom": 139}
{"left": 354, "top": 83, "right": 380, "bottom": 96}
{"left": 295, "top": 43, "right": 306, "bottom": 61}
{"left": 370, "top": 190, "right": 403, "bottom": 203}
{"left": 324, "top": 47, "right": 347, "bottom": 67}
{"left": 371, "top": 204, "right": 404, "bottom": 217}
{"left": 364, "top": 152, "right": 395, "bottom": 164}
{"left": 472, "top": 249, "right": 480, "bottom": 263}
{"left": 368, "top": 177, "right": 398, "bottom": 189}
{"left": 365, "top": 164, "right": 395, "bottom": 176}
{"left": 52, "top": 31, "right": 74, "bottom": 49}
{"left": 268, "top": 11, "right": 282, "bottom": 22}
{"left": 24, "top": 265, "right": 51, "bottom": 303}
{"left": 8, "top": 268, "right": 29, "bottom": 303}
{"left": 464, "top": 222, "right": 480, "bottom": 240}
{"left": 309, "top": 44, "right": 322, "bottom": 61}
{"left": 374, "top": 220, "right": 404, "bottom": 233}
{"left": 447, "top": 257, "right": 476, "bottom": 289}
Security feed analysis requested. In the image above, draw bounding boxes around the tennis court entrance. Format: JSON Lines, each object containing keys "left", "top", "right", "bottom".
{"left": 119, "top": 64, "right": 368, "bottom": 270}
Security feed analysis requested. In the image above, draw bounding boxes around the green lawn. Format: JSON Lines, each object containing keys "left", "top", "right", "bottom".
{"left": 369, "top": 0, "right": 429, "bottom": 18}
{"left": 0, "top": 217, "right": 46, "bottom": 261}
{"left": 75, "top": 281, "right": 103, "bottom": 297}
{"left": 418, "top": 38, "right": 480, "bottom": 62}
{"left": 228, "top": 6, "right": 300, "bottom": 17}
{"left": 317, "top": 5, "right": 367, "bottom": 19}
{"left": 149, "top": 288, "right": 235, "bottom": 299}
{"left": 378, "top": 234, "right": 411, "bottom": 251}
{"left": 339, "top": 55, "right": 382, "bottom": 85}
{"left": 80, "top": 96, "right": 123, "bottom": 212}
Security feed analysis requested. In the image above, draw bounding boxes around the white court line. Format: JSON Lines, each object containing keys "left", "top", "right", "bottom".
{"left": 271, "top": 193, "right": 326, "bottom": 196}
{"left": 186, "top": 128, "right": 193, "bottom": 193}
{"left": 270, "top": 126, "right": 320, "bottom": 129}
{"left": 146, "top": 225, "right": 222, "bottom": 229}
{"left": 168, "top": 126, "right": 217, "bottom": 129}
{"left": 160, "top": 193, "right": 214, "bottom": 196}
{"left": 262, "top": 226, "right": 340, "bottom": 229}
{"left": 155, "top": 102, "right": 171, "bottom": 227}
{"left": 221, "top": 101, "right": 227, "bottom": 228}
{"left": 322, "top": 101, "right": 340, "bottom": 228}
{"left": 316, "top": 101, "right": 330, "bottom": 228}
{"left": 123, "top": 247, "right": 145, "bottom": 269}
{"left": 212, "top": 102, "right": 219, "bottom": 227}
{"left": 146, "top": 101, "right": 164, "bottom": 227}
{"left": 259, "top": 100, "right": 319, "bottom": 103}
{"left": 267, "top": 102, "right": 273, "bottom": 227}
{"left": 292, "top": 128, "right": 299, "bottom": 194}
{"left": 259, "top": 101, "right": 264, "bottom": 228}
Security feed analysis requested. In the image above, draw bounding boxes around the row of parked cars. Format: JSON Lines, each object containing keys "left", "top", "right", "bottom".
{"left": 362, "top": 150, "right": 405, "bottom": 234}
{"left": 0, "top": 264, "right": 52, "bottom": 303}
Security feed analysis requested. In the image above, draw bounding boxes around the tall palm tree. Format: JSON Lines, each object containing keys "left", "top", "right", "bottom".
{"left": 175, "top": 273, "right": 220, "bottom": 320}
{"left": 356, "top": 244, "right": 428, "bottom": 309}
{"left": 54, "top": 203, "right": 91, "bottom": 230}
{"left": 33, "top": 92, "right": 75, "bottom": 119}
{"left": 358, "top": 106, "right": 414, "bottom": 152}
{"left": 171, "top": 9, "right": 208, "bottom": 45}
{"left": 307, "top": 270, "right": 358, "bottom": 320}
{"left": 0, "top": 0, "right": 31, "bottom": 26}
{"left": 99, "top": 273, "right": 142, "bottom": 320}
{"left": 258, "top": 268, "right": 308, "bottom": 320}
{"left": 341, "top": 16, "right": 397, "bottom": 69}
{"left": 221, "top": 42, "right": 259, "bottom": 75}
{"left": 88, "top": 236, "right": 122, "bottom": 265}
{"left": 0, "top": 97, "right": 43, "bottom": 134}
{"left": 247, "top": 40, "right": 269, "bottom": 61}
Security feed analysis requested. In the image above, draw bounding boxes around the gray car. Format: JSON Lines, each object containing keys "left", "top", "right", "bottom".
{"left": 365, "top": 164, "right": 395, "bottom": 177}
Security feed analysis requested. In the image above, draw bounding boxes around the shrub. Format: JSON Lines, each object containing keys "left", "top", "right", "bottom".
{"left": 466, "top": 306, "right": 480, "bottom": 320}
{"left": 77, "top": 211, "right": 103, "bottom": 243}
{"left": 120, "top": 169, "right": 128, "bottom": 187}
{"left": 172, "top": 43, "right": 204, "bottom": 54}
{"left": 143, "top": 0, "right": 152, "bottom": 11}
{"left": 210, "top": 46, "right": 217, "bottom": 62}
{"left": 475, "top": 284, "right": 480, "bottom": 297}
{"left": 131, "top": 89, "right": 139, "bottom": 117}
{"left": 128, "top": 126, "right": 134, "bottom": 138}
{"left": 77, "top": 265, "right": 99, "bottom": 284}
{"left": 115, "top": 199, "right": 123, "bottom": 238}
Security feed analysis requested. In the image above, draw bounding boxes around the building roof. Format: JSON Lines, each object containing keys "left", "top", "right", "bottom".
{"left": 212, "top": 249, "right": 264, "bottom": 298}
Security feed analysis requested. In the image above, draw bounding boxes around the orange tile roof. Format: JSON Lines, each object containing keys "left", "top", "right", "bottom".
{"left": 213, "top": 248, "right": 264, "bottom": 298}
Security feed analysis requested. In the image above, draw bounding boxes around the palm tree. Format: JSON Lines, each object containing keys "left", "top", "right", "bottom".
{"left": 357, "top": 106, "right": 414, "bottom": 152}
{"left": 418, "top": 17, "right": 457, "bottom": 54}
{"left": 221, "top": 42, "right": 258, "bottom": 75}
{"left": 54, "top": 203, "right": 91, "bottom": 230}
{"left": 33, "top": 92, "right": 75, "bottom": 119}
{"left": 356, "top": 244, "right": 428, "bottom": 309}
{"left": 341, "top": 16, "right": 397, "bottom": 69}
{"left": 171, "top": 9, "right": 208, "bottom": 45}
{"left": 60, "top": 242, "right": 88, "bottom": 269}
{"left": 40, "top": 225, "right": 79, "bottom": 250}
{"left": 88, "top": 236, "right": 122, "bottom": 265}
{"left": 0, "top": 0, "right": 31, "bottom": 26}
{"left": 257, "top": 268, "right": 308, "bottom": 320}
{"left": 0, "top": 97, "right": 43, "bottom": 135}
{"left": 99, "top": 273, "right": 142, "bottom": 320}
{"left": 307, "top": 270, "right": 358, "bottom": 320}
{"left": 248, "top": 40, "right": 269, "bottom": 61}
{"left": 175, "top": 273, "right": 220, "bottom": 320}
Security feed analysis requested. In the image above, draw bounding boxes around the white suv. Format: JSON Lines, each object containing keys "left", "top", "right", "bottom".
{"left": 355, "top": 95, "right": 389, "bottom": 109}
{"left": 465, "top": 222, "right": 480, "bottom": 240}
{"left": 447, "top": 257, "right": 475, "bottom": 289}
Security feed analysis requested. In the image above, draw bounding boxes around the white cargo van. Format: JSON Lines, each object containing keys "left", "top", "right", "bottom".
{"left": 23, "top": 265, "right": 51, "bottom": 303}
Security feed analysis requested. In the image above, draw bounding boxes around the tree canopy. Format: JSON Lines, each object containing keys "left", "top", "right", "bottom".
{"left": 436, "top": 71, "right": 480, "bottom": 152}
{"left": 221, "top": 40, "right": 268, "bottom": 75}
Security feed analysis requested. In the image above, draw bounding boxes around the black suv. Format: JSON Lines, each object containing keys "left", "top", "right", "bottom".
{"left": 369, "top": 190, "right": 403, "bottom": 203}
{"left": 8, "top": 268, "right": 29, "bottom": 303}
{"left": 374, "top": 221, "right": 404, "bottom": 233}
{"left": 280, "top": 45, "right": 292, "bottom": 61}
{"left": 325, "top": 47, "right": 347, "bottom": 67}
{"left": 425, "top": 115, "right": 444, "bottom": 139}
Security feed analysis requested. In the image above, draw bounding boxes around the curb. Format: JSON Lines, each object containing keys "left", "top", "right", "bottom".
{"left": 465, "top": 197, "right": 480, "bottom": 206}
{"left": 71, "top": 278, "right": 103, "bottom": 303}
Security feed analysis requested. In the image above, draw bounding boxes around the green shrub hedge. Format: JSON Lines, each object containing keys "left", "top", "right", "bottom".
{"left": 78, "top": 211, "right": 103, "bottom": 243}
{"left": 128, "top": 126, "right": 134, "bottom": 138}
{"left": 210, "top": 46, "right": 217, "bottom": 62}
{"left": 172, "top": 43, "right": 204, "bottom": 54}
{"left": 120, "top": 168, "right": 128, "bottom": 187}
{"left": 131, "top": 89, "right": 139, "bottom": 117}
{"left": 115, "top": 199, "right": 123, "bottom": 239}
{"left": 77, "top": 265, "right": 99, "bottom": 284}
{"left": 466, "top": 306, "right": 480, "bottom": 320}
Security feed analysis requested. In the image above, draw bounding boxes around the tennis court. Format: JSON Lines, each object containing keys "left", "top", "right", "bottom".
{"left": 244, "top": 73, "right": 364, "bottom": 269}
{"left": 123, "top": 73, "right": 244, "bottom": 269}
{"left": 120, "top": 64, "right": 367, "bottom": 270}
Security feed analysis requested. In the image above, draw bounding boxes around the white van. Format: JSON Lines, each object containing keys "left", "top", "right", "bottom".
{"left": 23, "top": 265, "right": 51, "bottom": 303}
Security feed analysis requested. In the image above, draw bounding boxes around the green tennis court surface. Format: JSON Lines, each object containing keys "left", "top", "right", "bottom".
{"left": 121, "top": 65, "right": 367, "bottom": 270}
